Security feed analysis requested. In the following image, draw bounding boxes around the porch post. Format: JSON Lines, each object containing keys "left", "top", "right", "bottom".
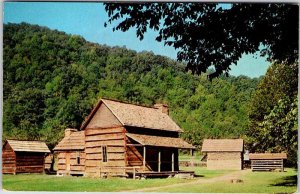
{"left": 158, "top": 150, "right": 161, "bottom": 172}
{"left": 171, "top": 151, "right": 174, "bottom": 172}
{"left": 190, "top": 149, "right": 194, "bottom": 167}
{"left": 133, "top": 167, "right": 136, "bottom": 180}
{"left": 143, "top": 146, "right": 146, "bottom": 171}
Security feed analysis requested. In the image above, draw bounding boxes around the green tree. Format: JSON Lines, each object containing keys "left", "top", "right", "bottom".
{"left": 104, "top": 3, "right": 298, "bottom": 79}
{"left": 249, "top": 63, "right": 298, "bottom": 122}
{"left": 253, "top": 97, "right": 297, "bottom": 165}
{"left": 246, "top": 63, "right": 298, "bottom": 166}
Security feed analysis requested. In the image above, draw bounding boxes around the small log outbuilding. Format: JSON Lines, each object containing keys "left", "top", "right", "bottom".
{"left": 201, "top": 139, "right": 244, "bottom": 170}
{"left": 53, "top": 129, "right": 85, "bottom": 176}
{"left": 249, "top": 153, "right": 287, "bottom": 172}
{"left": 2, "top": 140, "right": 50, "bottom": 174}
{"left": 55, "top": 98, "right": 194, "bottom": 178}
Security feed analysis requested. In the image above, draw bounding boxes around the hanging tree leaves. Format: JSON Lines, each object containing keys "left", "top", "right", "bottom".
{"left": 104, "top": 3, "right": 299, "bottom": 79}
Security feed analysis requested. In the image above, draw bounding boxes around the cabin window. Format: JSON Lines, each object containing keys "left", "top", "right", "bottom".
{"left": 102, "top": 146, "right": 108, "bottom": 162}
{"left": 76, "top": 151, "right": 80, "bottom": 165}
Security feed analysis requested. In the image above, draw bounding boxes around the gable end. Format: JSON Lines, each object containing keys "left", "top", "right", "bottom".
{"left": 85, "top": 102, "right": 122, "bottom": 129}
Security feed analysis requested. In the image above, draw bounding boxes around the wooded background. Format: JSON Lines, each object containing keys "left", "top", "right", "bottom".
{"left": 3, "top": 23, "right": 297, "bottom": 166}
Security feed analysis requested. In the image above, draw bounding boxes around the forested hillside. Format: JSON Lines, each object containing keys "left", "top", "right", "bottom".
{"left": 3, "top": 23, "right": 260, "bottom": 149}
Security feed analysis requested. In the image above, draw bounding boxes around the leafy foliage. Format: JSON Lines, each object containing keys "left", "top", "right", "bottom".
{"left": 246, "top": 63, "right": 298, "bottom": 165}
{"left": 248, "top": 63, "right": 298, "bottom": 123}
{"left": 3, "top": 23, "right": 258, "bottom": 149}
{"left": 258, "top": 97, "right": 298, "bottom": 165}
{"left": 104, "top": 3, "right": 298, "bottom": 79}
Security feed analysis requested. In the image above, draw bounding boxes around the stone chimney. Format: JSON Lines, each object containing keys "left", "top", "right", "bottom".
{"left": 154, "top": 103, "right": 169, "bottom": 114}
{"left": 65, "top": 128, "right": 77, "bottom": 137}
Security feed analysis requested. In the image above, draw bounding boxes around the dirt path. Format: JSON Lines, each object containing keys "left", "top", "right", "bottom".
{"left": 127, "top": 169, "right": 250, "bottom": 192}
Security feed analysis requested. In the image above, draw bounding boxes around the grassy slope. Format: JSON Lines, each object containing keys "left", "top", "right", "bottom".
{"left": 154, "top": 168, "right": 297, "bottom": 193}
{"left": 2, "top": 168, "right": 297, "bottom": 192}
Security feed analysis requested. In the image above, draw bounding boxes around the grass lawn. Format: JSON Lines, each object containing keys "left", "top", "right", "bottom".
{"left": 181, "top": 166, "right": 235, "bottom": 178}
{"left": 2, "top": 166, "right": 230, "bottom": 192}
{"left": 2, "top": 174, "right": 191, "bottom": 192}
{"left": 153, "top": 168, "right": 298, "bottom": 193}
{"left": 179, "top": 152, "right": 202, "bottom": 160}
{"left": 2, "top": 167, "right": 297, "bottom": 192}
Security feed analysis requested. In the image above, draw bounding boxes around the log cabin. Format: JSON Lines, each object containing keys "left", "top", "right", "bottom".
{"left": 62, "top": 98, "right": 194, "bottom": 178}
{"left": 201, "top": 139, "right": 244, "bottom": 170}
{"left": 249, "top": 153, "right": 287, "bottom": 171}
{"left": 2, "top": 140, "right": 50, "bottom": 174}
{"left": 53, "top": 129, "right": 85, "bottom": 176}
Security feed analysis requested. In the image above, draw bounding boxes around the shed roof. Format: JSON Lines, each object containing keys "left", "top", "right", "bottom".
{"left": 201, "top": 139, "right": 244, "bottom": 152}
{"left": 6, "top": 140, "right": 50, "bottom": 153}
{"left": 126, "top": 133, "right": 194, "bottom": 149}
{"left": 80, "top": 99, "right": 183, "bottom": 132}
{"left": 249, "top": 153, "right": 287, "bottom": 160}
{"left": 53, "top": 130, "right": 85, "bottom": 151}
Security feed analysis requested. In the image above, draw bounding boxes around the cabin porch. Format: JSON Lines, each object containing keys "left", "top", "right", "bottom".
{"left": 125, "top": 133, "right": 195, "bottom": 178}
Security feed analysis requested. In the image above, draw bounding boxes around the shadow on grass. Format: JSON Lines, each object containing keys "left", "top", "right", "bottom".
{"left": 194, "top": 175, "right": 204, "bottom": 178}
{"left": 272, "top": 175, "right": 297, "bottom": 187}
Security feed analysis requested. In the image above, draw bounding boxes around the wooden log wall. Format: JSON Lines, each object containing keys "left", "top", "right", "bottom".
{"left": 57, "top": 151, "right": 85, "bottom": 175}
{"left": 85, "top": 127, "right": 126, "bottom": 177}
{"left": 15, "top": 152, "right": 45, "bottom": 173}
{"left": 86, "top": 103, "right": 122, "bottom": 129}
{"left": 70, "top": 152, "right": 86, "bottom": 174}
{"left": 57, "top": 152, "right": 67, "bottom": 175}
{"left": 126, "top": 145, "right": 144, "bottom": 168}
{"left": 251, "top": 159, "right": 284, "bottom": 171}
{"left": 2, "top": 143, "right": 16, "bottom": 174}
{"left": 207, "top": 152, "right": 242, "bottom": 170}
{"left": 44, "top": 154, "right": 53, "bottom": 171}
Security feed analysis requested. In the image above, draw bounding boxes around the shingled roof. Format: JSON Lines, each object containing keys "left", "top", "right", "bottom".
{"left": 249, "top": 153, "right": 287, "bottom": 160}
{"left": 6, "top": 140, "right": 50, "bottom": 153}
{"left": 53, "top": 130, "right": 85, "bottom": 151}
{"left": 80, "top": 99, "right": 183, "bottom": 132}
{"left": 126, "top": 133, "right": 194, "bottom": 149}
{"left": 201, "top": 139, "right": 244, "bottom": 152}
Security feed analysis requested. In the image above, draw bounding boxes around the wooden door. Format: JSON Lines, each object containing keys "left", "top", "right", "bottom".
{"left": 66, "top": 153, "right": 70, "bottom": 171}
